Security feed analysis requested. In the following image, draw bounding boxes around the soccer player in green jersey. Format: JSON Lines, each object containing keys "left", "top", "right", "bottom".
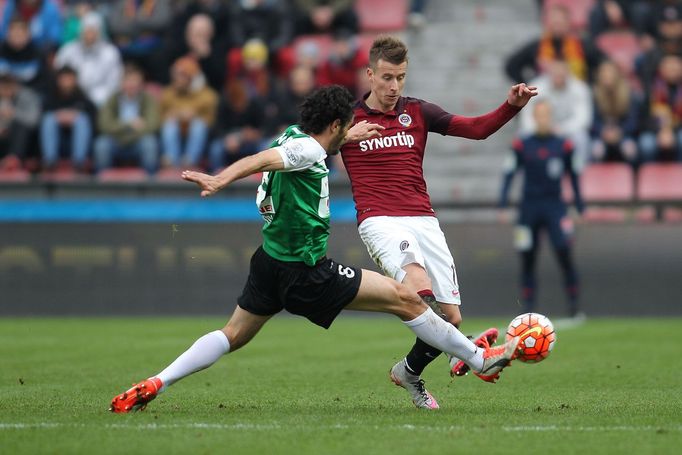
{"left": 110, "top": 86, "right": 521, "bottom": 413}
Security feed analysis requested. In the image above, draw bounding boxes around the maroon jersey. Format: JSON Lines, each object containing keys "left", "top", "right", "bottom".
{"left": 341, "top": 93, "right": 522, "bottom": 224}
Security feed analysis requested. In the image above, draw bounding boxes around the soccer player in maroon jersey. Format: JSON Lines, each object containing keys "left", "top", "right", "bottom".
{"left": 340, "top": 36, "right": 537, "bottom": 409}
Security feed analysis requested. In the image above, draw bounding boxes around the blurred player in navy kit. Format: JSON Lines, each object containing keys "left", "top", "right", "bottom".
{"left": 340, "top": 36, "right": 537, "bottom": 409}
{"left": 500, "top": 100, "right": 585, "bottom": 320}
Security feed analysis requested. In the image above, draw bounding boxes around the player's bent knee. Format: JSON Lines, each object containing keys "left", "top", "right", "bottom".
{"left": 402, "top": 263, "right": 432, "bottom": 290}
{"left": 440, "top": 304, "right": 462, "bottom": 326}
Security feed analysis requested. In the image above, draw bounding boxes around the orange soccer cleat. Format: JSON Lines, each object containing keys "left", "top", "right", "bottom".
{"left": 109, "top": 378, "right": 163, "bottom": 413}
{"left": 450, "top": 327, "right": 499, "bottom": 377}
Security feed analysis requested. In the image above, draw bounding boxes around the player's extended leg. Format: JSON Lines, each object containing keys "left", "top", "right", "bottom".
{"left": 345, "top": 270, "right": 521, "bottom": 406}
{"left": 110, "top": 306, "right": 271, "bottom": 413}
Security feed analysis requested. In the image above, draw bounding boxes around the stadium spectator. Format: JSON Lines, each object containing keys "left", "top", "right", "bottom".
{"left": 40, "top": 65, "right": 95, "bottom": 172}
{"left": 93, "top": 63, "right": 160, "bottom": 175}
{"left": 0, "top": 16, "right": 48, "bottom": 93}
{"left": 0, "top": 73, "right": 41, "bottom": 170}
{"left": 54, "top": 12, "right": 123, "bottom": 107}
{"left": 294, "top": 38, "right": 322, "bottom": 70}
{"left": 316, "top": 29, "right": 368, "bottom": 97}
{"left": 62, "top": 1, "right": 106, "bottom": 44}
{"left": 229, "top": 0, "right": 294, "bottom": 59}
{"left": 635, "top": 3, "right": 682, "bottom": 96}
{"left": 638, "top": 53, "right": 682, "bottom": 162}
{"left": 164, "top": 13, "right": 226, "bottom": 92}
{"left": 520, "top": 60, "right": 593, "bottom": 170}
{"left": 589, "top": 0, "right": 632, "bottom": 38}
{"left": 500, "top": 100, "right": 584, "bottom": 320}
{"left": 168, "top": 0, "right": 236, "bottom": 51}
{"left": 160, "top": 56, "right": 218, "bottom": 168}
{"left": 230, "top": 39, "right": 278, "bottom": 104}
{"left": 408, "top": 0, "right": 429, "bottom": 30}
{"left": 0, "top": 0, "right": 63, "bottom": 52}
{"left": 265, "top": 64, "right": 317, "bottom": 137}
{"left": 590, "top": 60, "right": 641, "bottom": 165}
{"left": 107, "top": 0, "right": 172, "bottom": 82}
{"left": 294, "top": 0, "right": 358, "bottom": 35}
{"left": 208, "top": 78, "right": 266, "bottom": 172}
{"left": 505, "top": 3, "right": 604, "bottom": 83}
{"left": 634, "top": 0, "right": 682, "bottom": 41}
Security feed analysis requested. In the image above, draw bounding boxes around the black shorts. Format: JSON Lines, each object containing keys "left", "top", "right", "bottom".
{"left": 237, "top": 246, "right": 362, "bottom": 329}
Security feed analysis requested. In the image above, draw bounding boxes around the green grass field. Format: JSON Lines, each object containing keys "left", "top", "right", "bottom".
{"left": 1, "top": 316, "right": 680, "bottom": 454}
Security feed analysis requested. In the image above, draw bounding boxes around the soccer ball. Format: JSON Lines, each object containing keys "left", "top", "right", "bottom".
{"left": 505, "top": 312, "right": 556, "bottom": 363}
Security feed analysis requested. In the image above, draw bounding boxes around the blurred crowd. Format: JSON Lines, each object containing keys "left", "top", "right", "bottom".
{"left": 2, "top": 0, "right": 680, "bottom": 179}
{"left": 509, "top": 0, "right": 682, "bottom": 169}
{"left": 0, "top": 0, "right": 381, "bottom": 176}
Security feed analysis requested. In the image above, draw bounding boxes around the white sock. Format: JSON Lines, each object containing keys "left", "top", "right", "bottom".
{"left": 404, "top": 308, "right": 484, "bottom": 372}
{"left": 154, "top": 330, "right": 230, "bottom": 391}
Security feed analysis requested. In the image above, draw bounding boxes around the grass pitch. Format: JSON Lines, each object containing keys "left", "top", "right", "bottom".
{"left": 1, "top": 316, "right": 680, "bottom": 454}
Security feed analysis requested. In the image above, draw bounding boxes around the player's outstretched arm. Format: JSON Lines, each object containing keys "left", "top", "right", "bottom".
{"left": 507, "top": 83, "right": 538, "bottom": 108}
{"left": 182, "top": 148, "right": 285, "bottom": 197}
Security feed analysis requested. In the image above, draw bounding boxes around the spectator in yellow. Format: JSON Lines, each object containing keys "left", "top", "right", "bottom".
{"left": 160, "top": 56, "right": 218, "bottom": 168}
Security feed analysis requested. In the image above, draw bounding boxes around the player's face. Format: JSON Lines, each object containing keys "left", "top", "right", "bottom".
{"left": 328, "top": 118, "right": 352, "bottom": 154}
{"left": 368, "top": 59, "right": 407, "bottom": 111}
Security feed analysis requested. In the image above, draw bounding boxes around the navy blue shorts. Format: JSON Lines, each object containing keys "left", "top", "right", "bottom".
{"left": 518, "top": 201, "right": 573, "bottom": 250}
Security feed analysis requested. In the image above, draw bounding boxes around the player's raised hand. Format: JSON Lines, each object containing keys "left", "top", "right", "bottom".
{"left": 507, "top": 83, "right": 538, "bottom": 108}
{"left": 182, "top": 170, "right": 222, "bottom": 197}
{"left": 345, "top": 120, "right": 385, "bottom": 143}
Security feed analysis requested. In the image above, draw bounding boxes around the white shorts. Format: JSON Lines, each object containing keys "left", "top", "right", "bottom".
{"left": 357, "top": 216, "right": 461, "bottom": 305}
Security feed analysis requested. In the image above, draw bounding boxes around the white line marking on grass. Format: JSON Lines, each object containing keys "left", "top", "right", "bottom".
{"left": 503, "top": 425, "right": 682, "bottom": 432}
{"left": 2, "top": 423, "right": 681, "bottom": 433}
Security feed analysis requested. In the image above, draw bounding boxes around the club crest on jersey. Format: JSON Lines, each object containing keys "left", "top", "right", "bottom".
{"left": 398, "top": 113, "right": 412, "bottom": 127}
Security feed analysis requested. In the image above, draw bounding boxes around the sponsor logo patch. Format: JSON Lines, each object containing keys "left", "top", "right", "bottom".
{"left": 399, "top": 240, "right": 409, "bottom": 252}
{"left": 358, "top": 132, "right": 415, "bottom": 152}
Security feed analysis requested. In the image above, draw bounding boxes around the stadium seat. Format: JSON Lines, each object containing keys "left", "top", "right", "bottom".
{"left": 595, "top": 31, "right": 641, "bottom": 76}
{"left": 0, "top": 168, "right": 30, "bottom": 183}
{"left": 543, "top": 0, "right": 596, "bottom": 32}
{"left": 97, "top": 168, "right": 148, "bottom": 183}
{"left": 582, "top": 207, "right": 629, "bottom": 223}
{"left": 39, "top": 167, "right": 83, "bottom": 183}
{"left": 356, "top": 0, "right": 408, "bottom": 32}
{"left": 582, "top": 163, "right": 635, "bottom": 202}
{"left": 563, "top": 163, "right": 635, "bottom": 202}
{"left": 637, "top": 163, "right": 682, "bottom": 201}
{"left": 154, "top": 168, "right": 184, "bottom": 183}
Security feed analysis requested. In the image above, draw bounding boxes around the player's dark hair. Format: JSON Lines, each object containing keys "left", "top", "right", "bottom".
{"left": 369, "top": 35, "right": 408, "bottom": 68}
{"left": 299, "top": 85, "right": 354, "bottom": 135}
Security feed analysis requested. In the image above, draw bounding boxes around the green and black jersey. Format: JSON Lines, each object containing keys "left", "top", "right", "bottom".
{"left": 257, "top": 125, "right": 330, "bottom": 266}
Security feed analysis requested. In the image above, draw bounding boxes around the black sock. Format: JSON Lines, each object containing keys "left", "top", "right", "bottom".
{"left": 403, "top": 289, "right": 443, "bottom": 376}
